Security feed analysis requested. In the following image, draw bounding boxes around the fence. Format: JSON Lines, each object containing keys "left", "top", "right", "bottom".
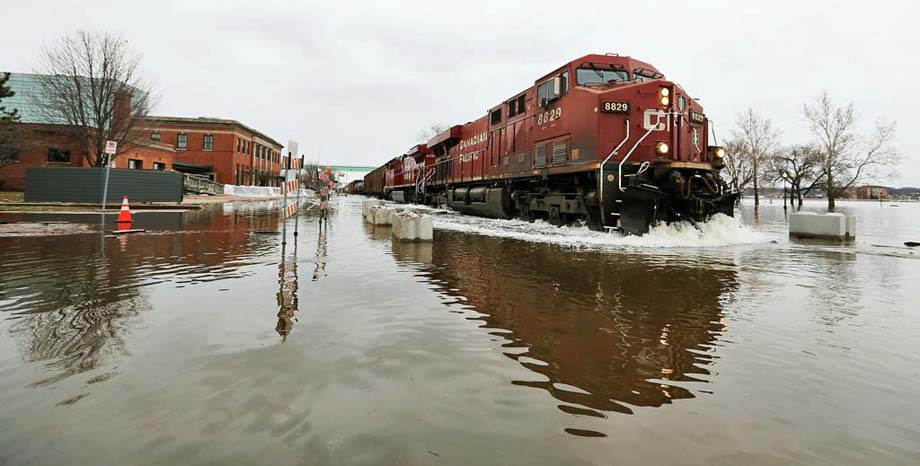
{"left": 24, "top": 167, "right": 183, "bottom": 203}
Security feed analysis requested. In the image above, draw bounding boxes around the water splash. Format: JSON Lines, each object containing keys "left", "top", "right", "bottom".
{"left": 431, "top": 213, "right": 771, "bottom": 249}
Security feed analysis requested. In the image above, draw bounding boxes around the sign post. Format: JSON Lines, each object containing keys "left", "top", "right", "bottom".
{"left": 100, "top": 140, "right": 118, "bottom": 213}
{"left": 294, "top": 154, "right": 304, "bottom": 237}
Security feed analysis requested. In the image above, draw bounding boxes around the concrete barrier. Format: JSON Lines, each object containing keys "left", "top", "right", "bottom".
{"left": 370, "top": 206, "right": 392, "bottom": 226}
{"left": 392, "top": 211, "right": 433, "bottom": 242}
{"left": 789, "top": 212, "right": 855, "bottom": 241}
{"left": 362, "top": 199, "right": 385, "bottom": 218}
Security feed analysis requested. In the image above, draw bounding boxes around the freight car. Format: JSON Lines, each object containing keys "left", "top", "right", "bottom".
{"left": 366, "top": 53, "right": 738, "bottom": 234}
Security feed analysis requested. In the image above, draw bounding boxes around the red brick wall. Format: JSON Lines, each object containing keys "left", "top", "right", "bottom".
{"left": 0, "top": 124, "right": 175, "bottom": 191}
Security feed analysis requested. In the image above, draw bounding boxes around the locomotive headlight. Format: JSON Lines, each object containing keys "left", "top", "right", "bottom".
{"left": 714, "top": 147, "right": 726, "bottom": 159}
{"left": 656, "top": 142, "right": 670, "bottom": 154}
{"left": 658, "top": 87, "right": 671, "bottom": 106}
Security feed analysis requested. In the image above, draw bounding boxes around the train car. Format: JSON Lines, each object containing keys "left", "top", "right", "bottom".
{"left": 362, "top": 164, "right": 387, "bottom": 197}
{"left": 345, "top": 180, "right": 363, "bottom": 194}
{"left": 373, "top": 53, "right": 738, "bottom": 235}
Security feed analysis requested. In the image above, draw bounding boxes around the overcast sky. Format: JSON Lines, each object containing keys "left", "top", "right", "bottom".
{"left": 3, "top": 0, "right": 917, "bottom": 185}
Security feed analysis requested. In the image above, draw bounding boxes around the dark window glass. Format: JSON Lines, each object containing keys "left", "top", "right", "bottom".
{"left": 490, "top": 109, "right": 501, "bottom": 125}
{"left": 153, "top": 162, "right": 166, "bottom": 170}
{"left": 47, "top": 148, "right": 71, "bottom": 163}
{"left": 517, "top": 95, "right": 525, "bottom": 114}
{"left": 177, "top": 133, "right": 188, "bottom": 149}
{"left": 575, "top": 67, "right": 628, "bottom": 85}
{"left": 128, "top": 159, "right": 143, "bottom": 169}
{"left": 507, "top": 100, "right": 516, "bottom": 117}
{"left": 151, "top": 132, "right": 161, "bottom": 142}
{"left": 203, "top": 134, "right": 213, "bottom": 150}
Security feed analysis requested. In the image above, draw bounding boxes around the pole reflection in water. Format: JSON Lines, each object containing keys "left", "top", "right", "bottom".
{"left": 312, "top": 222, "right": 328, "bottom": 282}
{"left": 394, "top": 232, "right": 738, "bottom": 424}
{"left": 275, "top": 240, "right": 300, "bottom": 342}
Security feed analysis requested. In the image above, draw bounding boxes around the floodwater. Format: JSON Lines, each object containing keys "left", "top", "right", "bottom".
{"left": 1, "top": 196, "right": 918, "bottom": 465}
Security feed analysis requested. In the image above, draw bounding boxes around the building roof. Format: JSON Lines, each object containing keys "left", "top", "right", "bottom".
{"left": 145, "top": 115, "right": 283, "bottom": 148}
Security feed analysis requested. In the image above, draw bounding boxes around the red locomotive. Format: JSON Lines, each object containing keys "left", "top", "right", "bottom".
{"left": 364, "top": 53, "right": 737, "bottom": 234}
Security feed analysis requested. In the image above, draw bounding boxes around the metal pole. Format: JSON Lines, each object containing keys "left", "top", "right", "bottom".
{"left": 294, "top": 155, "right": 303, "bottom": 237}
{"left": 101, "top": 153, "right": 112, "bottom": 214}
{"left": 281, "top": 152, "right": 289, "bottom": 246}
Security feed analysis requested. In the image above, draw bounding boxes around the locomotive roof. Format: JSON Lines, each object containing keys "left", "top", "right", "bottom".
{"left": 535, "top": 54, "right": 663, "bottom": 83}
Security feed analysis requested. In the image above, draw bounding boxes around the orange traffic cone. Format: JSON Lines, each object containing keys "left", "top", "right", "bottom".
{"left": 116, "top": 195, "right": 132, "bottom": 224}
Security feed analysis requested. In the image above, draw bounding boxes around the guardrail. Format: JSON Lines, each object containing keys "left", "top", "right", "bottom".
{"left": 183, "top": 174, "right": 224, "bottom": 195}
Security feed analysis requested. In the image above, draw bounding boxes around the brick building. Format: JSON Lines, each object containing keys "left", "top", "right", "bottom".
{"left": 140, "top": 116, "right": 284, "bottom": 186}
{"left": 856, "top": 185, "right": 890, "bottom": 200}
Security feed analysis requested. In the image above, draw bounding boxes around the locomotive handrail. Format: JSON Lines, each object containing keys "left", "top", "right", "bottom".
{"left": 619, "top": 123, "right": 660, "bottom": 192}
{"left": 599, "top": 120, "right": 630, "bottom": 203}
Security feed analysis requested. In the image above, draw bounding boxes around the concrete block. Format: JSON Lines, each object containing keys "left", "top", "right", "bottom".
{"left": 370, "top": 206, "right": 390, "bottom": 226}
{"left": 362, "top": 199, "right": 384, "bottom": 218}
{"left": 417, "top": 215, "right": 433, "bottom": 242}
{"left": 392, "top": 211, "right": 433, "bottom": 242}
{"left": 392, "top": 211, "right": 419, "bottom": 241}
{"left": 789, "top": 212, "right": 854, "bottom": 241}
{"left": 845, "top": 216, "right": 856, "bottom": 240}
{"left": 387, "top": 208, "right": 402, "bottom": 225}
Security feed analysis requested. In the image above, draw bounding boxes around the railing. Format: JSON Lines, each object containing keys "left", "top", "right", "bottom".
{"left": 183, "top": 174, "right": 224, "bottom": 195}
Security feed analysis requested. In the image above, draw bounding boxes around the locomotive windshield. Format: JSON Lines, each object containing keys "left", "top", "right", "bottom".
{"left": 576, "top": 67, "right": 628, "bottom": 85}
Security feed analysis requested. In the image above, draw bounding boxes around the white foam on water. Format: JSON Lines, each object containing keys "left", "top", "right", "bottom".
{"left": 432, "top": 213, "right": 771, "bottom": 249}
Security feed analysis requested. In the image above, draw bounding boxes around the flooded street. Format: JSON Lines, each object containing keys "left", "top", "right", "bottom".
{"left": 1, "top": 197, "right": 919, "bottom": 465}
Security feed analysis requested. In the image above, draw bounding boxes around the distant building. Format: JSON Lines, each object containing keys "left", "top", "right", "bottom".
{"left": 140, "top": 116, "right": 284, "bottom": 186}
{"left": 0, "top": 72, "right": 175, "bottom": 190}
{"left": 856, "top": 185, "right": 890, "bottom": 200}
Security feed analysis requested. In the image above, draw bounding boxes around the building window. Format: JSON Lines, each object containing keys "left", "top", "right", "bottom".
{"left": 47, "top": 148, "right": 70, "bottom": 163}
{"left": 151, "top": 131, "right": 161, "bottom": 142}
{"left": 153, "top": 162, "right": 166, "bottom": 170}
{"left": 128, "top": 159, "right": 143, "bottom": 169}
{"left": 203, "top": 134, "right": 213, "bottom": 150}
{"left": 177, "top": 133, "right": 188, "bottom": 149}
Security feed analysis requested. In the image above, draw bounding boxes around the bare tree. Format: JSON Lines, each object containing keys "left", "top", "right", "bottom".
{"left": 416, "top": 123, "right": 447, "bottom": 144}
{"left": 721, "top": 139, "right": 754, "bottom": 196}
{"left": 33, "top": 31, "right": 154, "bottom": 166}
{"left": 767, "top": 144, "right": 823, "bottom": 209}
{"left": 726, "top": 109, "right": 781, "bottom": 206}
{"left": 803, "top": 91, "right": 899, "bottom": 210}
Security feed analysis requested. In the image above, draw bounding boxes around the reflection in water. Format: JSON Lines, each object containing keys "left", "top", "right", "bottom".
{"left": 396, "top": 233, "right": 738, "bottom": 423}
{"left": 275, "top": 241, "right": 300, "bottom": 342}
{"left": 312, "top": 224, "right": 328, "bottom": 282}
{"left": 0, "top": 205, "right": 281, "bottom": 385}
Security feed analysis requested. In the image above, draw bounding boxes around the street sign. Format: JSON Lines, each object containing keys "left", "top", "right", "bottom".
{"left": 104, "top": 140, "right": 117, "bottom": 155}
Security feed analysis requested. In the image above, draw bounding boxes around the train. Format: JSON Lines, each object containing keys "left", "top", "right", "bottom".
{"left": 363, "top": 53, "right": 738, "bottom": 234}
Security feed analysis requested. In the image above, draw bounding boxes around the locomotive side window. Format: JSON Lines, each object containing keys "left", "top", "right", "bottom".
{"left": 537, "top": 72, "right": 567, "bottom": 107}
{"left": 576, "top": 68, "right": 628, "bottom": 85}
{"left": 508, "top": 94, "right": 526, "bottom": 117}
{"left": 491, "top": 109, "right": 502, "bottom": 125}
